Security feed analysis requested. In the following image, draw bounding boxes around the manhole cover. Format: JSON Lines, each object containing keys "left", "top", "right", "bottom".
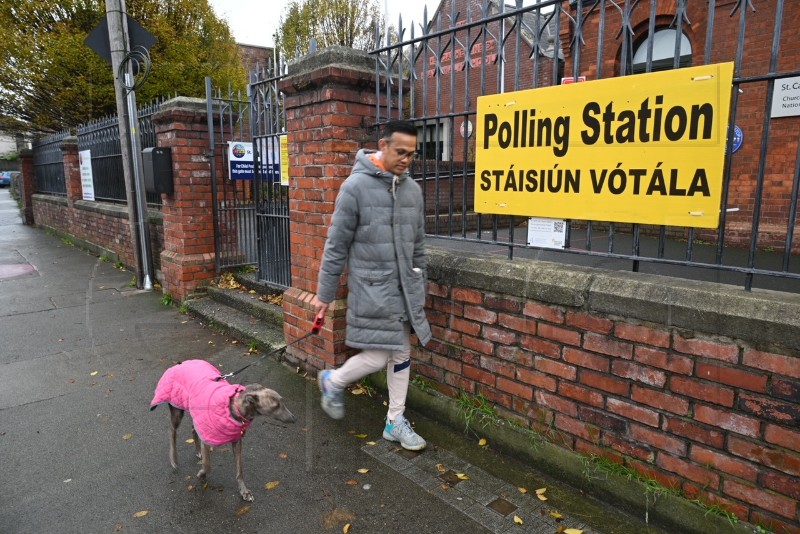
{"left": 487, "top": 497, "right": 518, "bottom": 517}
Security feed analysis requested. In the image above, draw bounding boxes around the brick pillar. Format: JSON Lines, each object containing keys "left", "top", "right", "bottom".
{"left": 19, "top": 149, "right": 35, "bottom": 225}
{"left": 278, "top": 46, "right": 383, "bottom": 370}
{"left": 61, "top": 137, "right": 82, "bottom": 210}
{"left": 151, "top": 97, "right": 217, "bottom": 303}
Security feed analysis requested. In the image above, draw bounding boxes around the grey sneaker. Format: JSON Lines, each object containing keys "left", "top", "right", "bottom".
{"left": 383, "top": 414, "right": 426, "bottom": 451}
{"left": 318, "top": 370, "right": 344, "bottom": 420}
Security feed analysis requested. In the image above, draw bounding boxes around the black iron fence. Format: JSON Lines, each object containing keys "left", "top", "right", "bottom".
{"left": 33, "top": 99, "right": 165, "bottom": 206}
{"left": 32, "top": 130, "right": 70, "bottom": 196}
{"left": 374, "top": 0, "right": 800, "bottom": 292}
{"left": 76, "top": 99, "right": 164, "bottom": 206}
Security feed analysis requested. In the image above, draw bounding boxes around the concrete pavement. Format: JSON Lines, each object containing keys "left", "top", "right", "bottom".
{"left": 0, "top": 188, "right": 663, "bottom": 534}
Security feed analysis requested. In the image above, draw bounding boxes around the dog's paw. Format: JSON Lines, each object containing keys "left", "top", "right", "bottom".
{"left": 240, "top": 489, "right": 254, "bottom": 502}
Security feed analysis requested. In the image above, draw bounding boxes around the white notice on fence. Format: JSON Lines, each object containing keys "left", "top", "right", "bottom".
{"left": 79, "top": 149, "right": 95, "bottom": 201}
{"left": 771, "top": 75, "right": 800, "bottom": 118}
{"left": 527, "top": 217, "right": 566, "bottom": 249}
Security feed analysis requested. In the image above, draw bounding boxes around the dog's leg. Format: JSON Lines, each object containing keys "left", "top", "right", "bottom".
{"left": 168, "top": 406, "right": 184, "bottom": 469}
{"left": 196, "top": 441, "right": 211, "bottom": 483}
{"left": 192, "top": 427, "right": 201, "bottom": 459}
{"left": 232, "top": 440, "right": 253, "bottom": 502}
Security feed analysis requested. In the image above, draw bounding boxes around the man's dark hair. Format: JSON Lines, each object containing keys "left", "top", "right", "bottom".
{"left": 381, "top": 120, "right": 417, "bottom": 140}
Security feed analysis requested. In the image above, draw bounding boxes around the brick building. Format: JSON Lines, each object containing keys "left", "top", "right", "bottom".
{"left": 411, "top": 0, "right": 800, "bottom": 250}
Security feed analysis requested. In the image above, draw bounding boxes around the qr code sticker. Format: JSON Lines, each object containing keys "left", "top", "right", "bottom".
{"left": 553, "top": 221, "right": 564, "bottom": 233}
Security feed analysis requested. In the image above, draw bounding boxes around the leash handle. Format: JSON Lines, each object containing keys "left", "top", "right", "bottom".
{"left": 311, "top": 309, "right": 325, "bottom": 334}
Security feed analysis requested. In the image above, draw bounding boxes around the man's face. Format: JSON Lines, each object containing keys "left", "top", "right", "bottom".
{"left": 379, "top": 132, "right": 417, "bottom": 175}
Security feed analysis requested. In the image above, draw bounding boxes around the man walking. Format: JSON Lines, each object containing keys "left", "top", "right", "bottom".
{"left": 312, "top": 120, "right": 431, "bottom": 451}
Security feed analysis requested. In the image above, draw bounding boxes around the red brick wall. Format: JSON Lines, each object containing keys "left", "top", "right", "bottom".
{"left": 418, "top": 248, "right": 800, "bottom": 534}
{"left": 562, "top": 0, "right": 800, "bottom": 251}
{"left": 279, "top": 49, "right": 382, "bottom": 368}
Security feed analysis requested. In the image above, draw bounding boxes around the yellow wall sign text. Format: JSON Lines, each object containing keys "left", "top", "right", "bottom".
{"left": 475, "top": 63, "right": 734, "bottom": 228}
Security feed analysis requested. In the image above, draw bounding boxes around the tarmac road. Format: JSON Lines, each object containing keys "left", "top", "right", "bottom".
{"left": 0, "top": 188, "right": 663, "bottom": 534}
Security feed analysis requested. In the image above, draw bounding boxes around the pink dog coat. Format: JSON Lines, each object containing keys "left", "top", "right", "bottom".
{"left": 150, "top": 359, "right": 251, "bottom": 446}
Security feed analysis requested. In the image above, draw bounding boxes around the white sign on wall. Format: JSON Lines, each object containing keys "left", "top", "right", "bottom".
{"left": 771, "top": 76, "right": 800, "bottom": 118}
{"left": 527, "top": 217, "right": 566, "bottom": 249}
{"left": 79, "top": 149, "right": 95, "bottom": 201}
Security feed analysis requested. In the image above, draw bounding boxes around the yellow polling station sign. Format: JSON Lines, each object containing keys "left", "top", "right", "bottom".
{"left": 475, "top": 62, "right": 734, "bottom": 228}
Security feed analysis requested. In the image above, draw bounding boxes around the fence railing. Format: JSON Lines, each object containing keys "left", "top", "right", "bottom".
{"left": 32, "top": 130, "right": 70, "bottom": 196}
{"left": 373, "top": 0, "right": 800, "bottom": 293}
{"left": 33, "top": 99, "right": 166, "bottom": 207}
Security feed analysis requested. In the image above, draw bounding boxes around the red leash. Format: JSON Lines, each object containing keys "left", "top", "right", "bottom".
{"left": 215, "top": 310, "right": 325, "bottom": 381}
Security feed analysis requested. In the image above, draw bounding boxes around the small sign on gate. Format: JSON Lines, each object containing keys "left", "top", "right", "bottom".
{"left": 228, "top": 141, "right": 254, "bottom": 180}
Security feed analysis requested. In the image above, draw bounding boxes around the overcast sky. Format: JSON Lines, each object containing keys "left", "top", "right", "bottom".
{"left": 207, "top": 0, "right": 438, "bottom": 48}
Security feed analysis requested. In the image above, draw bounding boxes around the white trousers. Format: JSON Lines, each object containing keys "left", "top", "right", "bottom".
{"left": 328, "top": 322, "right": 411, "bottom": 421}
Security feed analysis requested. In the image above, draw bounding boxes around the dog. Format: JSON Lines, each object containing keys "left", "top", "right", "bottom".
{"left": 150, "top": 359, "right": 296, "bottom": 501}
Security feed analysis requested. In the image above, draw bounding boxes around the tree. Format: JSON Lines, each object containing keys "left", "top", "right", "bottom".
{"left": 275, "top": 0, "right": 385, "bottom": 59}
{"left": 0, "top": 0, "right": 246, "bottom": 135}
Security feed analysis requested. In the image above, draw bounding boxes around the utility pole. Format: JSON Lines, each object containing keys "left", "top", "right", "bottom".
{"left": 105, "top": 0, "right": 152, "bottom": 289}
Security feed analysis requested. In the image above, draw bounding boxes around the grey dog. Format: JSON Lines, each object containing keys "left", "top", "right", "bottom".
{"left": 151, "top": 359, "right": 296, "bottom": 501}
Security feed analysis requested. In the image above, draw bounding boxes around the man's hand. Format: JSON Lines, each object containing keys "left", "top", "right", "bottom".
{"left": 311, "top": 295, "right": 329, "bottom": 317}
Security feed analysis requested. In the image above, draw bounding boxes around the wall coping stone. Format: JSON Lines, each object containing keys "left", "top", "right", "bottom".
{"left": 287, "top": 45, "right": 373, "bottom": 77}
{"left": 427, "top": 246, "right": 800, "bottom": 351}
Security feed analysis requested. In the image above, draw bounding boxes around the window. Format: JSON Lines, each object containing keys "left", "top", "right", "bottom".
{"left": 417, "top": 120, "right": 451, "bottom": 161}
{"left": 632, "top": 28, "right": 692, "bottom": 74}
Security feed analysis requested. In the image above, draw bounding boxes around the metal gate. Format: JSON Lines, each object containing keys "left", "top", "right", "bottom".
{"left": 250, "top": 59, "right": 291, "bottom": 289}
{"left": 206, "top": 78, "right": 258, "bottom": 271}
{"left": 206, "top": 57, "right": 291, "bottom": 288}
{"left": 373, "top": 0, "right": 800, "bottom": 292}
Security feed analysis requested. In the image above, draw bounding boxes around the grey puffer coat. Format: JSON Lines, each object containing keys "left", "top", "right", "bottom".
{"left": 316, "top": 149, "right": 432, "bottom": 350}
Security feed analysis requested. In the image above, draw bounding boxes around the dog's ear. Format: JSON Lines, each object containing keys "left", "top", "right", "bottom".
{"left": 241, "top": 391, "right": 259, "bottom": 419}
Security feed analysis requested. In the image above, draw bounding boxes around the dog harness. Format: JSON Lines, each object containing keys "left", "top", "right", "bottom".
{"left": 150, "top": 359, "right": 252, "bottom": 446}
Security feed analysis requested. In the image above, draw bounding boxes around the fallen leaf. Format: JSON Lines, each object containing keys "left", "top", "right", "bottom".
{"left": 343, "top": 524, "right": 351, "bottom": 533}
{"left": 550, "top": 511, "right": 563, "bottom": 521}
{"left": 235, "top": 506, "right": 250, "bottom": 517}
{"left": 564, "top": 529, "right": 584, "bottom": 534}
{"left": 208, "top": 341, "right": 214, "bottom": 345}
{"left": 122, "top": 433, "right": 133, "bottom": 441}
{"left": 279, "top": 453, "right": 289, "bottom": 459}
{"left": 114, "top": 524, "right": 124, "bottom": 531}
{"left": 365, "top": 441, "right": 376, "bottom": 446}
{"left": 518, "top": 486, "right": 528, "bottom": 494}
{"left": 435, "top": 463, "right": 446, "bottom": 473}
{"left": 265, "top": 481, "right": 280, "bottom": 490}
{"left": 351, "top": 388, "right": 364, "bottom": 395}
{"left": 440, "top": 485, "right": 450, "bottom": 491}
{"left": 478, "top": 438, "right": 487, "bottom": 446}
{"left": 513, "top": 515, "right": 524, "bottom": 525}
{"left": 90, "top": 371, "right": 99, "bottom": 376}
{"left": 357, "top": 468, "right": 369, "bottom": 474}
{"left": 345, "top": 479, "right": 358, "bottom": 486}
{"left": 354, "top": 433, "right": 367, "bottom": 439}
{"left": 187, "top": 485, "right": 194, "bottom": 492}
{"left": 231, "top": 340, "right": 239, "bottom": 345}
{"left": 456, "top": 473, "right": 469, "bottom": 480}
{"left": 185, "top": 438, "right": 194, "bottom": 444}
{"left": 536, "top": 487, "right": 548, "bottom": 501}
{"left": 132, "top": 510, "right": 148, "bottom": 518}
